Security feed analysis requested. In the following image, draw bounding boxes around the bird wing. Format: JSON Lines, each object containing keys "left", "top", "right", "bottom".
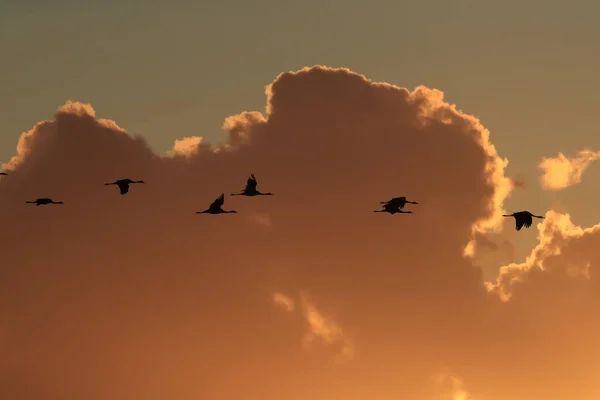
{"left": 117, "top": 182, "right": 130, "bottom": 194}
{"left": 209, "top": 194, "right": 225, "bottom": 211}
{"left": 515, "top": 218, "right": 524, "bottom": 231}
{"left": 245, "top": 174, "right": 258, "bottom": 191}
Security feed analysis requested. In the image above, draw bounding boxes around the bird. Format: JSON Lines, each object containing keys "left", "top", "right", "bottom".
{"left": 374, "top": 202, "right": 413, "bottom": 215}
{"left": 25, "top": 198, "right": 64, "bottom": 206}
{"left": 196, "top": 194, "right": 238, "bottom": 214}
{"left": 503, "top": 211, "right": 544, "bottom": 231}
{"left": 231, "top": 174, "right": 273, "bottom": 196}
{"left": 380, "top": 196, "right": 418, "bottom": 210}
{"left": 104, "top": 178, "right": 145, "bottom": 195}
{"left": 0, "top": 172, "right": 7, "bottom": 175}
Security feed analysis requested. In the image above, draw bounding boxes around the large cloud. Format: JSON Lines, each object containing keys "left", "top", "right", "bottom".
{"left": 0, "top": 66, "right": 598, "bottom": 400}
{"left": 538, "top": 149, "right": 600, "bottom": 190}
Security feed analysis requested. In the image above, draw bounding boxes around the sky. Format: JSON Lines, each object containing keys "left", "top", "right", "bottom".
{"left": 1, "top": 1, "right": 600, "bottom": 399}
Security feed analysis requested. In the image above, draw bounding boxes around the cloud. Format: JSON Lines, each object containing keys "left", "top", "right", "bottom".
{"left": 273, "top": 291, "right": 354, "bottom": 363}
{"left": 538, "top": 149, "right": 600, "bottom": 190}
{"left": 431, "top": 374, "right": 474, "bottom": 400}
{"left": 298, "top": 293, "right": 355, "bottom": 363}
{"left": 0, "top": 66, "right": 599, "bottom": 400}
{"left": 168, "top": 136, "right": 210, "bottom": 158}
{"left": 272, "top": 292, "right": 295, "bottom": 312}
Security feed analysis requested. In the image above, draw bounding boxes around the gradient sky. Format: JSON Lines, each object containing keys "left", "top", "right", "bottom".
{"left": 2, "top": 3, "right": 600, "bottom": 393}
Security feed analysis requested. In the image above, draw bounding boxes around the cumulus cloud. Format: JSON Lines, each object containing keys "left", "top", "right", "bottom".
{"left": 538, "top": 149, "right": 600, "bottom": 190}
{"left": 0, "top": 66, "right": 599, "bottom": 400}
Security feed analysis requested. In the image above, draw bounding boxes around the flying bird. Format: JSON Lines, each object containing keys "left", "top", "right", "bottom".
{"left": 503, "top": 211, "right": 544, "bottom": 231}
{"left": 380, "top": 196, "right": 418, "bottom": 209}
{"left": 104, "top": 178, "right": 145, "bottom": 195}
{"left": 231, "top": 174, "right": 273, "bottom": 196}
{"left": 26, "top": 198, "right": 64, "bottom": 206}
{"left": 196, "top": 194, "right": 238, "bottom": 214}
{"left": 374, "top": 202, "right": 413, "bottom": 215}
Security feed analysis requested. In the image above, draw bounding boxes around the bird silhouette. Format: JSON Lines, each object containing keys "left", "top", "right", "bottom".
{"left": 374, "top": 202, "right": 413, "bottom": 215}
{"left": 380, "top": 196, "right": 418, "bottom": 209}
{"left": 26, "top": 198, "right": 64, "bottom": 206}
{"left": 231, "top": 174, "right": 273, "bottom": 196}
{"left": 104, "top": 178, "right": 145, "bottom": 195}
{"left": 503, "top": 211, "right": 544, "bottom": 231}
{"left": 196, "top": 194, "right": 238, "bottom": 214}
{"left": 0, "top": 172, "right": 7, "bottom": 176}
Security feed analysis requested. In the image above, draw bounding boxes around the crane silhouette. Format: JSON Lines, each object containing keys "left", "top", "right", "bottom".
{"left": 104, "top": 178, "right": 145, "bottom": 195}
{"left": 196, "top": 194, "right": 238, "bottom": 214}
{"left": 503, "top": 211, "right": 544, "bottom": 231}
{"left": 380, "top": 196, "right": 418, "bottom": 209}
{"left": 231, "top": 174, "right": 273, "bottom": 196}
{"left": 26, "top": 198, "right": 64, "bottom": 206}
{"left": 374, "top": 202, "right": 413, "bottom": 215}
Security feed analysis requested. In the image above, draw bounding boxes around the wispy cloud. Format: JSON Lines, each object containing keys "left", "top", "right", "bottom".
{"left": 538, "top": 149, "right": 600, "bottom": 190}
{"left": 272, "top": 292, "right": 295, "bottom": 312}
{"left": 272, "top": 291, "right": 354, "bottom": 362}
{"left": 431, "top": 373, "right": 474, "bottom": 400}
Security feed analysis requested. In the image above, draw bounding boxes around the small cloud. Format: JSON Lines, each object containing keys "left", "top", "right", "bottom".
{"left": 538, "top": 149, "right": 600, "bottom": 190}
{"left": 431, "top": 373, "right": 474, "bottom": 400}
{"left": 272, "top": 292, "right": 295, "bottom": 312}
{"left": 272, "top": 291, "right": 354, "bottom": 362}
{"left": 299, "top": 293, "right": 354, "bottom": 363}
{"left": 168, "top": 136, "right": 205, "bottom": 158}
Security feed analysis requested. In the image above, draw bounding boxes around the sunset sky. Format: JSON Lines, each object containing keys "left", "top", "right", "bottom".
{"left": 1, "top": 1, "right": 600, "bottom": 399}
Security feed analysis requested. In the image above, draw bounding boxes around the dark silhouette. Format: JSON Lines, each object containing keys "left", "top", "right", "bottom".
{"left": 104, "top": 178, "right": 145, "bottom": 195}
{"left": 503, "top": 211, "right": 544, "bottom": 231}
{"left": 196, "top": 194, "right": 238, "bottom": 214}
{"left": 374, "top": 202, "right": 413, "bottom": 215}
{"left": 380, "top": 196, "right": 418, "bottom": 209}
{"left": 231, "top": 174, "right": 273, "bottom": 196}
{"left": 0, "top": 172, "right": 7, "bottom": 176}
{"left": 26, "top": 198, "right": 64, "bottom": 206}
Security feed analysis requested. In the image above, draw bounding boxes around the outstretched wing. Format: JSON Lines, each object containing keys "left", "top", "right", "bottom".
{"left": 209, "top": 194, "right": 225, "bottom": 211}
{"left": 245, "top": 174, "right": 258, "bottom": 191}
{"left": 117, "top": 181, "right": 130, "bottom": 195}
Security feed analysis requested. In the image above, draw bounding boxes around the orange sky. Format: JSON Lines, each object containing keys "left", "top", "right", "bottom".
{"left": 1, "top": 66, "right": 599, "bottom": 400}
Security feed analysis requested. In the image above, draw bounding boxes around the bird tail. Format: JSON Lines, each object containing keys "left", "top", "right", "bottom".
{"left": 25, "top": 201, "right": 35, "bottom": 204}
